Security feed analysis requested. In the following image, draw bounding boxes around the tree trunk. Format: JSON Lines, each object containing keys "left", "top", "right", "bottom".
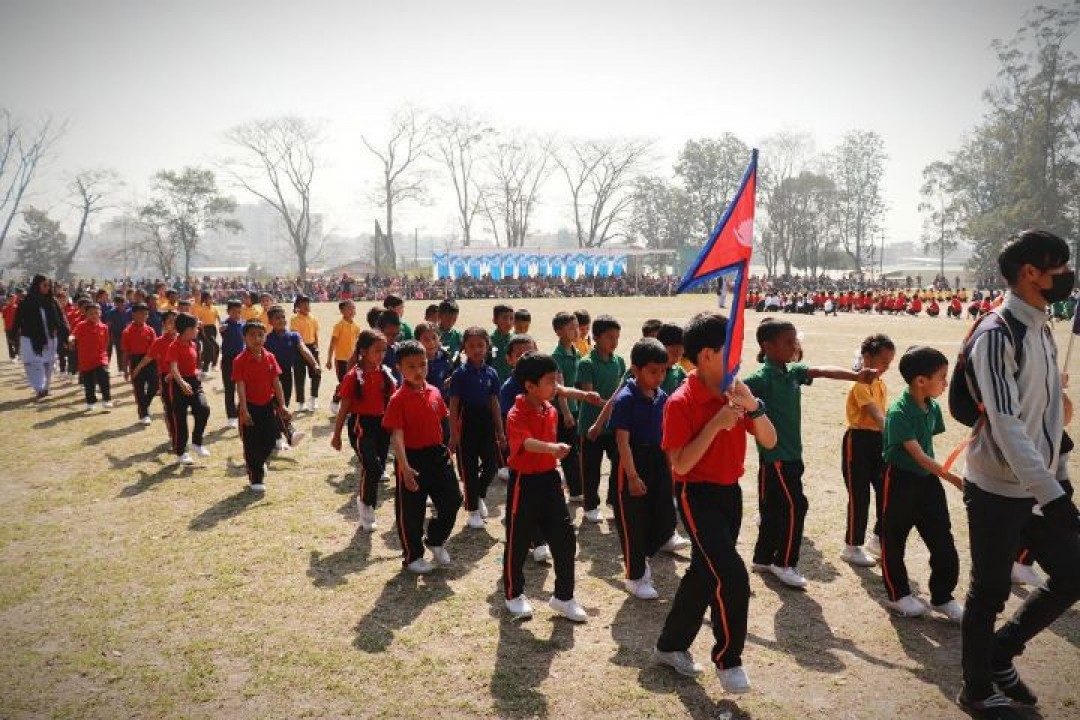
{"left": 384, "top": 189, "right": 397, "bottom": 273}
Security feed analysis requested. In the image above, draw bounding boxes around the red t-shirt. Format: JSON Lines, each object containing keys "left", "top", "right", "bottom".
{"left": 121, "top": 322, "right": 157, "bottom": 356}
{"left": 73, "top": 320, "right": 109, "bottom": 372}
{"left": 339, "top": 366, "right": 391, "bottom": 417}
{"left": 382, "top": 382, "right": 448, "bottom": 449}
{"left": 165, "top": 338, "right": 199, "bottom": 377}
{"left": 506, "top": 395, "right": 559, "bottom": 474}
{"left": 1, "top": 300, "right": 17, "bottom": 330}
{"left": 231, "top": 349, "right": 281, "bottom": 405}
{"left": 146, "top": 333, "right": 177, "bottom": 377}
{"left": 662, "top": 371, "right": 755, "bottom": 486}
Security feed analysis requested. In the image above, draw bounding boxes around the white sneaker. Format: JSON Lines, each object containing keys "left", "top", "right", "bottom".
{"left": 864, "top": 535, "right": 882, "bottom": 558}
{"left": 548, "top": 596, "right": 587, "bottom": 622}
{"left": 568, "top": 494, "right": 584, "bottom": 504}
{"left": 289, "top": 430, "right": 307, "bottom": 448}
{"left": 103, "top": 401, "right": 114, "bottom": 409}
{"left": 497, "top": 467, "right": 510, "bottom": 482}
{"left": 179, "top": 452, "right": 194, "bottom": 465}
{"left": 478, "top": 498, "right": 489, "bottom": 518}
{"left": 226, "top": 418, "right": 238, "bottom": 429}
{"left": 192, "top": 444, "right": 211, "bottom": 458}
{"left": 406, "top": 558, "right": 434, "bottom": 575}
{"left": 625, "top": 577, "right": 659, "bottom": 600}
{"left": 653, "top": 648, "right": 704, "bottom": 677}
{"left": 310, "top": 398, "right": 320, "bottom": 411}
{"left": 250, "top": 483, "right": 266, "bottom": 493}
{"left": 584, "top": 508, "right": 603, "bottom": 523}
{"left": 466, "top": 511, "right": 485, "bottom": 529}
{"left": 329, "top": 402, "right": 340, "bottom": 416}
{"left": 769, "top": 565, "right": 808, "bottom": 588}
{"left": 931, "top": 599, "right": 965, "bottom": 622}
{"left": 140, "top": 415, "right": 152, "bottom": 425}
{"left": 358, "top": 501, "right": 377, "bottom": 532}
{"left": 505, "top": 594, "right": 533, "bottom": 618}
{"left": 660, "top": 532, "right": 691, "bottom": 553}
{"left": 885, "top": 594, "right": 928, "bottom": 617}
{"left": 840, "top": 545, "right": 878, "bottom": 567}
{"left": 532, "top": 544, "right": 551, "bottom": 563}
{"left": 716, "top": 666, "right": 751, "bottom": 694}
{"left": 430, "top": 546, "right": 451, "bottom": 567}
{"left": 85, "top": 403, "right": 96, "bottom": 412}
{"left": 1011, "top": 562, "right": 1046, "bottom": 588}
{"left": 275, "top": 438, "right": 288, "bottom": 452}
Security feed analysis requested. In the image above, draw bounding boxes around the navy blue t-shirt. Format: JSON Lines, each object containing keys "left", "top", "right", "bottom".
{"left": 499, "top": 376, "right": 524, "bottom": 420}
{"left": 264, "top": 329, "right": 302, "bottom": 371}
{"left": 146, "top": 310, "right": 163, "bottom": 336}
{"left": 220, "top": 318, "right": 245, "bottom": 359}
{"left": 608, "top": 378, "right": 667, "bottom": 445}
{"left": 426, "top": 349, "right": 453, "bottom": 398}
{"left": 449, "top": 361, "right": 499, "bottom": 409}
{"left": 104, "top": 307, "right": 131, "bottom": 342}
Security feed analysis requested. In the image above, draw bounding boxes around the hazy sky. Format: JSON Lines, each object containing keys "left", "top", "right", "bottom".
{"left": 0, "top": 0, "right": 1065, "bottom": 251}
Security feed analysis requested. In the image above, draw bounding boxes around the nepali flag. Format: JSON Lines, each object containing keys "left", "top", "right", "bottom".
{"left": 676, "top": 148, "right": 758, "bottom": 389}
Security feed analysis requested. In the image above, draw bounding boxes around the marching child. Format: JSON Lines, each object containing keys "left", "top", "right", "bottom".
{"left": 73, "top": 303, "right": 112, "bottom": 411}
{"left": 552, "top": 311, "right": 584, "bottom": 501}
{"left": 449, "top": 327, "right": 506, "bottom": 529}
{"left": 490, "top": 304, "right": 515, "bottom": 383}
{"left": 437, "top": 299, "right": 462, "bottom": 359}
{"left": 657, "top": 322, "right": 689, "bottom": 395}
{"left": 331, "top": 329, "right": 396, "bottom": 531}
{"left": 265, "top": 306, "right": 320, "bottom": 411}
{"left": 742, "top": 317, "right": 877, "bottom": 589}
{"left": 327, "top": 300, "right": 361, "bottom": 415}
{"left": 383, "top": 294, "right": 413, "bottom": 340}
{"left": 579, "top": 315, "right": 626, "bottom": 521}
{"left": 219, "top": 300, "right": 246, "bottom": 429}
{"left": 132, "top": 311, "right": 178, "bottom": 445}
{"left": 232, "top": 320, "right": 290, "bottom": 493}
{"left": 879, "top": 345, "right": 964, "bottom": 621}
{"left": 121, "top": 302, "right": 158, "bottom": 424}
{"left": 513, "top": 308, "right": 531, "bottom": 336}
{"left": 415, "top": 321, "right": 453, "bottom": 442}
{"left": 382, "top": 341, "right": 463, "bottom": 574}
{"left": 166, "top": 313, "right": 211, "bottom": 465}
{"left": 290, "top": 295, "right": 321, "bottom": 411}
{"left": 572, "top": 309, "right": 592, "bottom": 357}
{"left": 653, "top": 312, "right": 776, "bottom": 691}
{"left": 104, "top": 294, "right": 130, "bottom": 373}
{"left": 503, "top": 351, "right": 588, "bottom": 622}
{"left": 840, "top": 334, "right": 896, "bottom": 567}
{"left": 194, "top": 291, "right": 220, "bottom": 374}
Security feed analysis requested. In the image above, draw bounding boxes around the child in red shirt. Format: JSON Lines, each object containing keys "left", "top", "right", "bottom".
{"left": 382, "top": 341, "right": 462, "bottom": 574}
{"left": 331, "top": 329, "right": 397, "bottom": 531}
{"left": 73, "top": 303, "right": 112, "bottom": 410}
{"left": 132, "top": 311, "right": 178, "bottom": 445}
{"left": 121, "top": 302, "right": 158, "bottom": 423}
{"left": 166, "top": 313, "right": 211, "bottom": 465}
{"left": 232, "top": 320, "right": 289, "bottom": 493}
{"left": 503, "top": 351, "right": 587, "bottom": 622}
{"left": 653, "top": 312, "right": 777, "bottom": 693}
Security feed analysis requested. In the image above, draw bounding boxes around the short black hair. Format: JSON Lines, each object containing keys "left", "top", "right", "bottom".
{"left": 514, "top": 351, "right": 559, "bottom": 388}
{"left": 425, "top": 303, "right": 440, "bottom": 317}
{"left": 631, "top": 338, "right": 669, "bottom": 368}
{"left": 552, "top": 311, "right": 576, "bottom": 332}
{"left": 412, "top": 321, "right": 437, "bottom": 340}
{"left": 112, "top": 293, "right": 125, "bottom": 302}
{"left": 267, "top": 305, "right": 286, "bottom": 320}
{"left": 514, "top": 308, "right": 531, "bottom": 322}
{"left": 365, "top": 306, "right": 383, "bottom": 328}
{"left": 376, "top": 310, "right": 401, "bottom": 329}
{"left": 85, "top": 302, "right": 101, "bottom": 312}
{"left": 295, "top": 294, "right": 311, "bottom": 304}
{"left": 226, "top": 299, "right": 242, "bottom": 310}
{"left": 161, "top": 310, "right": 178, "bottom": 323}
{"left": 861, "top": 334, "right": 895, "bottom": 357}
{"left": 338, "top": 299, "right": 355, "bottom": 311}
{"left": 573, "top": 309, "right": 591, "bottom": 326}
{"left": 438, "top": 298, "right": 459, "bottom": 314}
{"left": 683, "top": 312, "right": 728, "bottom": 364}
{"left": 641, "top": 319, "right": 663, "bottom": 337}
{"left": 355, "top": 329, "right": 387, "bottom": 354}
{"left": 755, "top": 317, "right": 796, "bottom": 347}
{"left": 243, "top": 320, "right": 266, "bottom": 336}
{"left": 898, "top": 345, "right": 949, "bottom": 384}
{"left": 175, "top": 312, "right": 198, "bottom": 333}
{"left": 395, "top": 339, "right": 425, "bottom": 363}
{"left": 592, "top": 314, "right": 620, "bottom": 338}
{"left": 383, "top": 294, "right": 404, "bottom": 310}
{"left": 493, "top": 303, "right": 514, "bottom": 320}
{"left": 131, "top": 302, "right": 149, "bottom": 313}
{"left": 507, "top": 334, "right": 535, "bottom": 358}
{"left": 462, "top": 326, "right": 490, "bottom": 346}
{"left": 998, "top": 230, "right": 1071, "bottom": 285}
{"left": 657, "top": 322, "right": 683, "bottom": 348}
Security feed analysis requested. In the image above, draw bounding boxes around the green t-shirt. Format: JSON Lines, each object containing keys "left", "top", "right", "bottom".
{"left": 490, "top": 328, "right": 513, "bottom": 383}
{"left": 742, "top": 359, "right": 813, "bottom": 462}
{"left": 577, "top": 349, "right": 626, "bottom": 436}
{"left": 399, "top": 321, "right": 413, "bottom": 341}
{"left": 882, "top": 389, "right": 946, "bottom": 475}
{"left": 661, "top": 364, "right": 688, "bottom": 395}
{"left": 552, "top": 342, "right": 581, "bottom": 415}
{"left": 439, "top": 327, "right": 462, "bottom": 357}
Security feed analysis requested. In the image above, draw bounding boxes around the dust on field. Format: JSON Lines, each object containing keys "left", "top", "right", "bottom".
{"left": 0, "top": 296, "right": 1076, "bottom": 719}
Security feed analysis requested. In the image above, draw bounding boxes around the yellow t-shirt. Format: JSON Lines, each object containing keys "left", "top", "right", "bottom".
{"left": 572, "top": 337, "right": 592, "bottom": 357}
{"left": 193, "top": 304, "right": 220, "bottom": 326}
{"left": 846, "top": 378, "right": 887, "bottom": 430}
{"left": 679, "top": 356, "right": 696, "bottom": 373}
{"left": 331, "top": 319, "right": 361, "bottom": 361}
{"left": 290, "top": 313, "right": 320, "bottom": 345}
{"left": 240, "top": 305, "right": 262, "bottom": 322}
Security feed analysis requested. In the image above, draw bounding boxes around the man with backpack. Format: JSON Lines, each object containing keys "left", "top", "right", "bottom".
{"left": 953, "top": 230, "right": 1079, "bottom": 720}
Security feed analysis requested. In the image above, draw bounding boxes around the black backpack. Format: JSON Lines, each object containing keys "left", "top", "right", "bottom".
{"left": 948, "top": 309, "right": 1026, "bottom": 427}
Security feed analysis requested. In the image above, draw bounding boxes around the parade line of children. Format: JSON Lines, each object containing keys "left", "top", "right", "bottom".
{"left": 1, "top": 283, "right": 1068, "bottom": 706}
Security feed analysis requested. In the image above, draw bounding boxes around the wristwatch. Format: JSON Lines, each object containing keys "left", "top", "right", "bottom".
{"left": 747, "top": 398, "right": 767, "bottom": 419}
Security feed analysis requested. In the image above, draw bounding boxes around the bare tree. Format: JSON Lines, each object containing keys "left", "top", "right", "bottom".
{"left": 133, "top": 202, "right": 180, "bottom": 278}
{"left": 0, "top": 110, "right": 64, "bottom": 253}
{"left": 758, "top": 131, "right": 815, "bottom": 277}
{"left": 223, "top": 116, "right": 325, "bottom": 276}
{"left": 433, "top": 110, "right": 494, "bottom": 247}
{"left": 554, "top": 138, "right": 653, "bottom": 248}
{"left": 55, "top": 168, "right": 123, "bottom": 281}
{"left": 362, "top": 106, "right": 432, "bottom": 272}
{"left": 828, "top": 130, "right": 888, "bottom": 276}
{"left": 480, "top": 134, "right": 555, "bottom": 248}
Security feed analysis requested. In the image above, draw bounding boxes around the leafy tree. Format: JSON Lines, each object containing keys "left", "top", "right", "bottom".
{"left": 674, "top": 134, "right": 751, "bottom": 238}
{"left": 918, "top": 161, "right": 962, "bottom": 279}
{"left": 827, "top": 130, "right": 887, "bottom": 276}
{"left": 10, "top": 207, "right": 68, "bottom": 277}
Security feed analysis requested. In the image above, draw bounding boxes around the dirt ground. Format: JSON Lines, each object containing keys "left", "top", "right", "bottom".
{"left": 0, "top": 295, "right": 1076, "bottom": 719}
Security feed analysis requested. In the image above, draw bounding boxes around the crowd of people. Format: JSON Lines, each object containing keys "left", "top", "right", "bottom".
{"left": 1, "top": 230, "right": 1077, "bottom": 719}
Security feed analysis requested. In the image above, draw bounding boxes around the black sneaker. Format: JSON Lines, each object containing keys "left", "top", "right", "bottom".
{"left": 992, "top": 665, "right": 1038, "bottom": 706}
{"left": 956, "top": 690, "right": 1023, "bottom": 719}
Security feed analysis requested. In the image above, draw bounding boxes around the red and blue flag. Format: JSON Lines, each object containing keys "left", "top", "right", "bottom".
{"left": 676, "top": 148, "right": 758, "bottom": 389}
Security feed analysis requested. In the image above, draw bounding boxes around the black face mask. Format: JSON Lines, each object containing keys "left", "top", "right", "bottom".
{"left": 1040, "top": 270, "right": 1075, "bottom": 303}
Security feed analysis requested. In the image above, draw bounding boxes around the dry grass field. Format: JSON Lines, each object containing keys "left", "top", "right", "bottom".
{"left": 0, "top": 295, "right": 1076, "bottom": 719}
